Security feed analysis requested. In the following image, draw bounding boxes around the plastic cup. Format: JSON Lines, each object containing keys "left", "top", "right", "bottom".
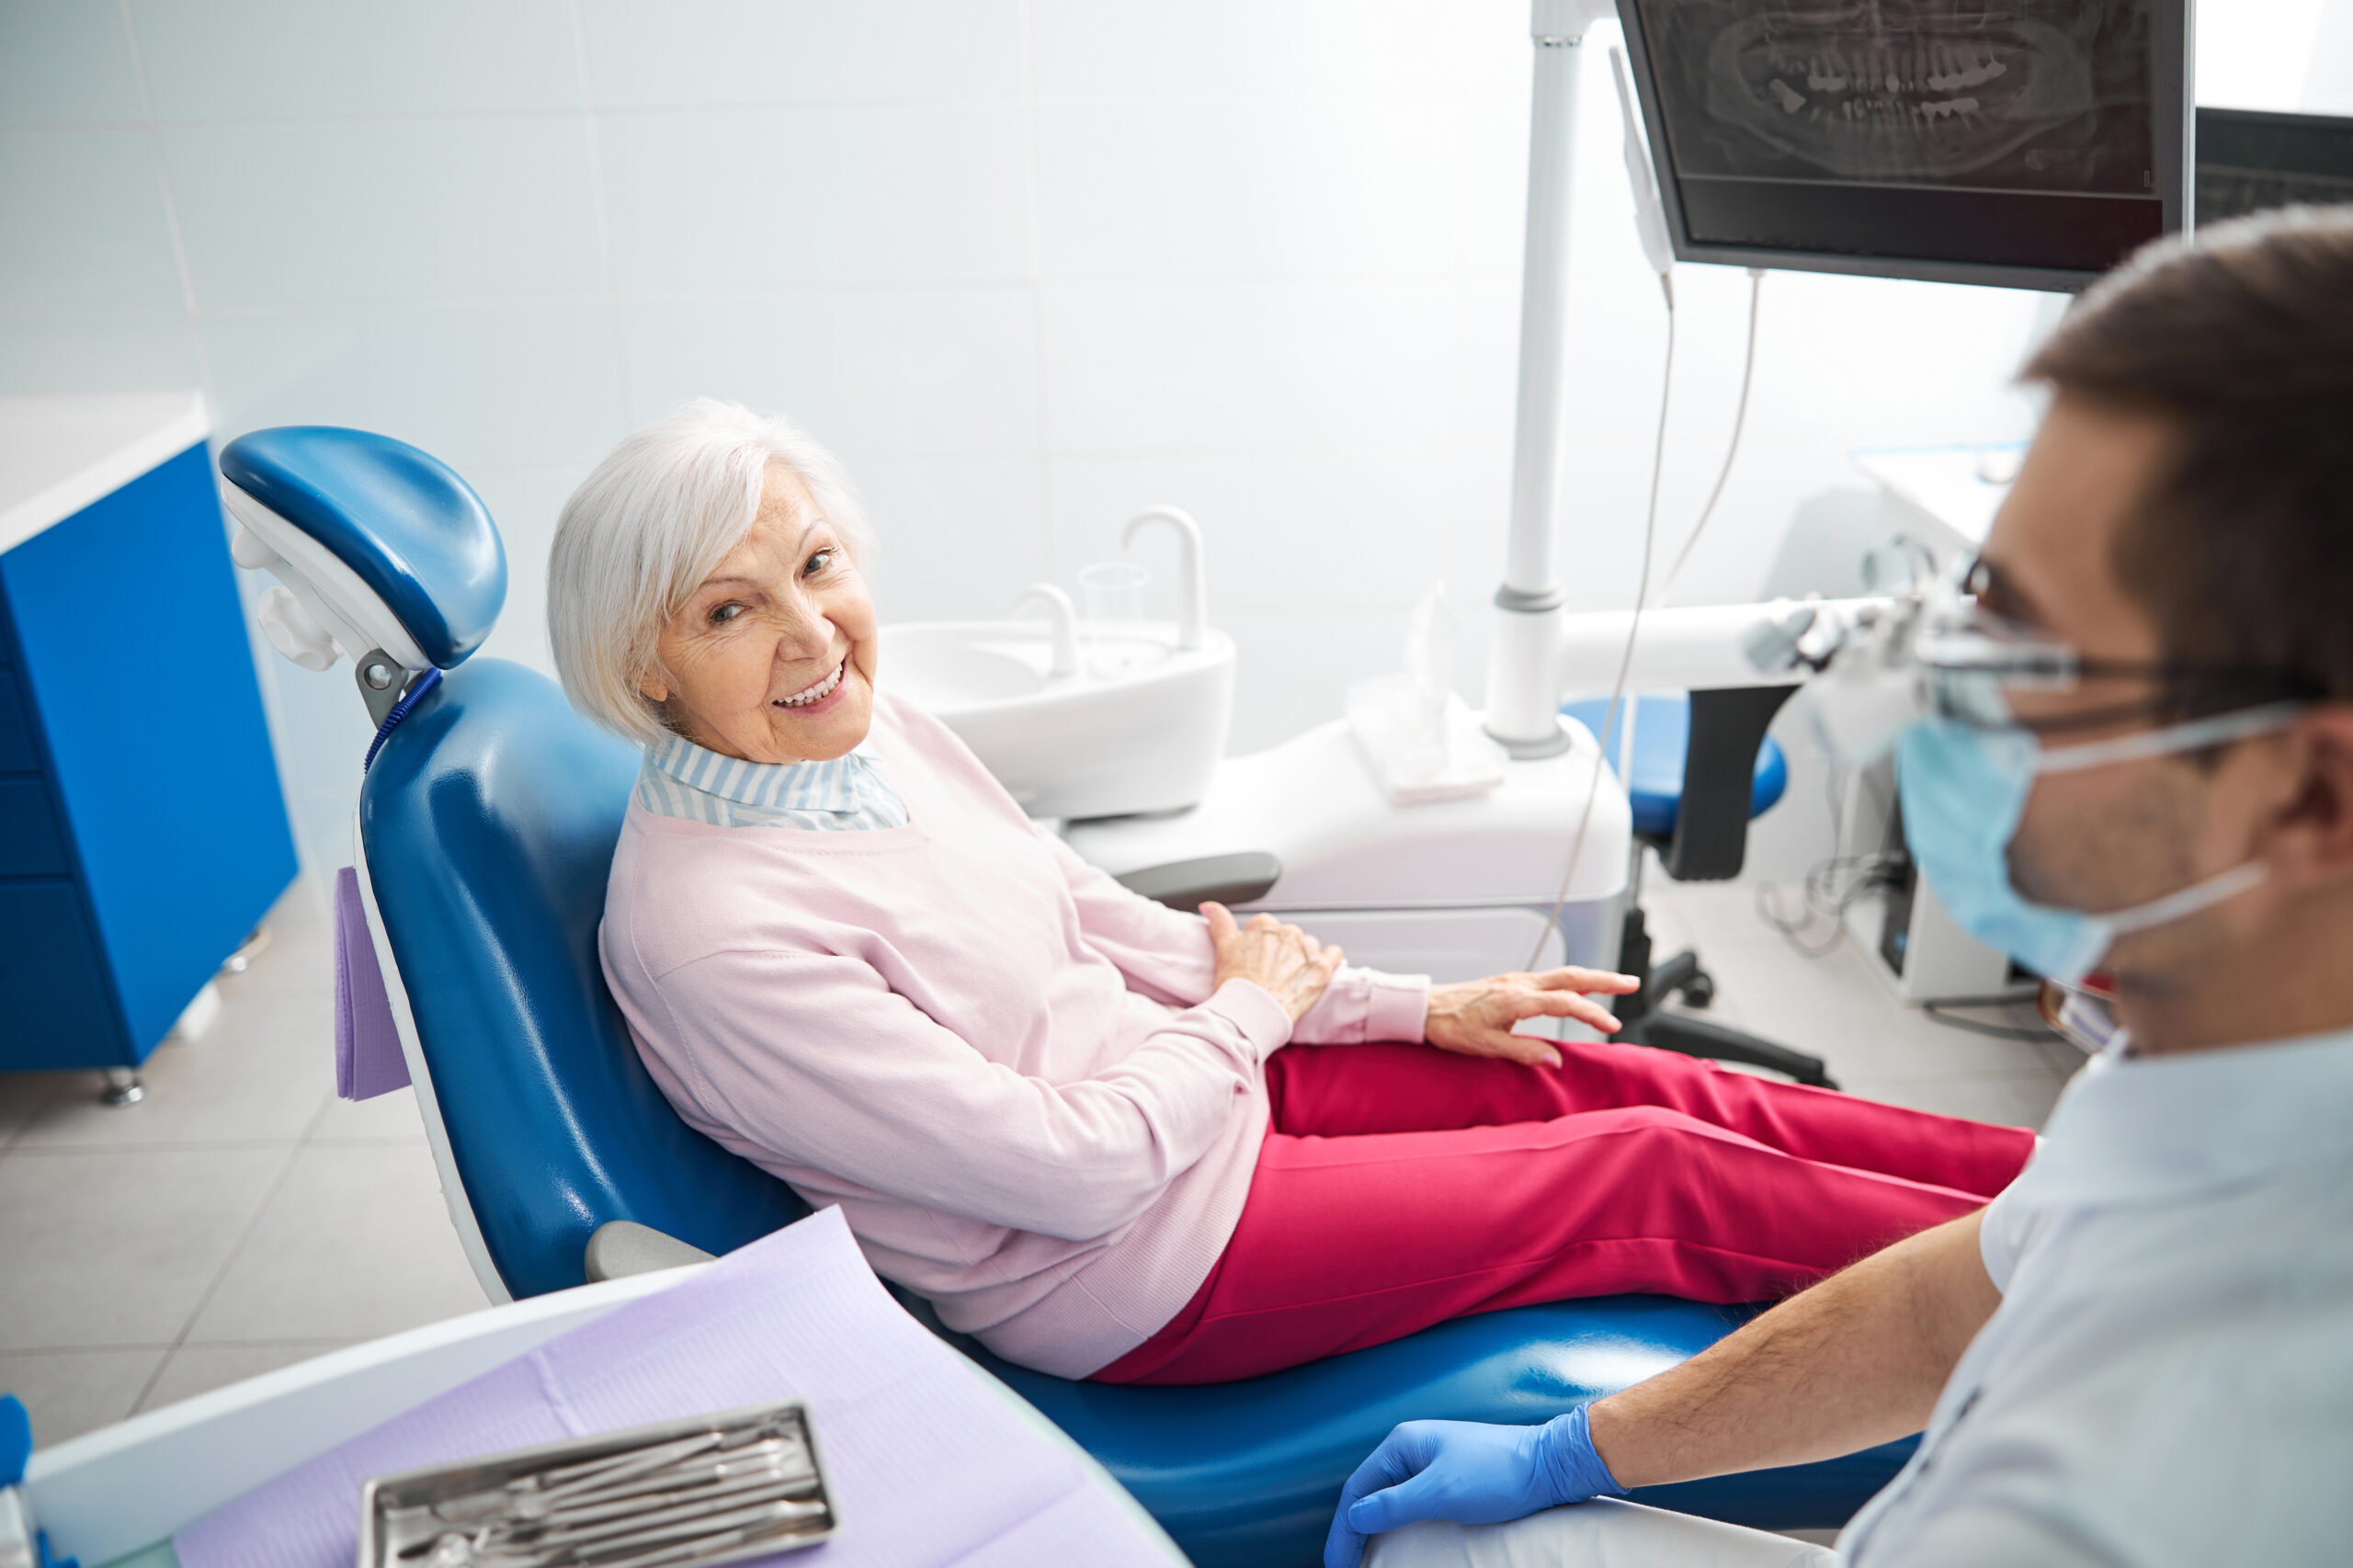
{"left": 1078, "top": 561, "right": 1151, "bottom": 676}
{"left": 1079, "top": 561, "right": 1149, "bottom": 624}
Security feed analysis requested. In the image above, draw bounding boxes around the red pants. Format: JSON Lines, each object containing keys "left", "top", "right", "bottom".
{"left": 1094, "top": 1039, "right": 2033, "bottom": 1385}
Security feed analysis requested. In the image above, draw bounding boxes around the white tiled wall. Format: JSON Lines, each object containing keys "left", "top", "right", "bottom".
{"left": 3, "top": 0, "right": 2339, "bottom": 878}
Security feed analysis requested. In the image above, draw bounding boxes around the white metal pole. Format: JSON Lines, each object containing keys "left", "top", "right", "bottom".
{"left": 1486, "top": 0, "right": 1615, "bottom": 756}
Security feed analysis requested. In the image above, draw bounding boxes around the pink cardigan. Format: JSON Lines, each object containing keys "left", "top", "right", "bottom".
{"left": 600, "top": 694, "right": 1430, "bottom": 1377}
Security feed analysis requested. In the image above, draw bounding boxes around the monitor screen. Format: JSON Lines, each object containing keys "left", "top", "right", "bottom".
{"left": 2197, "top": 107, "right": 2353, "bottom": 225}
{"left": 1618, "top": 1, "right": 2190, "bottom": 292}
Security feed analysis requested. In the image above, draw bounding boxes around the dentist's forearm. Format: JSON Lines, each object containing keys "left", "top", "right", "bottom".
{"left": 1586, "top": 1210, "right": 2000, "bottom": 1488}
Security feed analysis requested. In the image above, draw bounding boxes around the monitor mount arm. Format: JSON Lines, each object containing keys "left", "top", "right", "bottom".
{"left": 1488, "top": 0, "right": 1626, "bottom": 756}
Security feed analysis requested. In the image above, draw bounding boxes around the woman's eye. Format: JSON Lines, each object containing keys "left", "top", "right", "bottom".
{"left": 803, "top": 549, "right": 835, "bottom": 577}
{"left": 708, "top": 602, "right": 744, "bottom": 626}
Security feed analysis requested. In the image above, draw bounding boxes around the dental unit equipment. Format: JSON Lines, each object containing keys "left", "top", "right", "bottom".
{"left": 151, "top": 7, "right": 2195, "bottom": 1567}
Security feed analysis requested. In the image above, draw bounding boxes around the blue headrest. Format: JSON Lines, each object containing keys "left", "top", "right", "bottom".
{"left": 220, "top": 426, "right": 506, "bottom": 669}
{"left": 361, "top": 659, "right": 803, "bottom": 1297}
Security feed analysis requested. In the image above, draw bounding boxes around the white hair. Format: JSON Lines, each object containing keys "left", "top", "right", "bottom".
{"left": 549, "top": 399, "right": 871, "bottom": 746}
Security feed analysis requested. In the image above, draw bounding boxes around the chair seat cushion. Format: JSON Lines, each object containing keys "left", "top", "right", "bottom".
{"left": 1562, "top": 695, "right": 1788, "bottom": 841}
{"left": 220, "top": 426, "right": 506, "bottom": 669}
{"left": 965, "top": 1296, "right": 1913, "bottom": 1568}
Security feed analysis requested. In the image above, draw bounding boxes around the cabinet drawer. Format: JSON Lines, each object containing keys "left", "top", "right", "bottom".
{"left": 0, "top": 667, "right": 37, "bottom": 772}
{"left": 0, "top": 776, "right": 71, "bottom": 876}
{"left": 0, "top": 880, "right": 123, "bottom": 1068}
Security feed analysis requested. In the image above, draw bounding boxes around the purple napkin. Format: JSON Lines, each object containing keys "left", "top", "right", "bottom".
{"left": 333, "top": 865, "right": 410, "bottom": 1101}
{"left": 174, "top": 1208, "right": 1172, "bottom": 1568}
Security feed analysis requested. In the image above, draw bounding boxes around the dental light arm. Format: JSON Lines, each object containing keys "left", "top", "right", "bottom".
{"left": 1487, "top": 0, "right": 1622, "bottom": 756}
{"left": 1555, "top": 596, "right": 1897, "bottom": 697}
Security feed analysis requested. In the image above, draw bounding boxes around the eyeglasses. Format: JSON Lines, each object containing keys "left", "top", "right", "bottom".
{"left": 1915, "top": 559, "right": 2319, "bottom": 733}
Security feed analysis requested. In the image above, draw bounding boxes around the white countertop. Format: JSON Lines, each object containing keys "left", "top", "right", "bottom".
{"left": 0, "top": 391, "right": 210, "bottom": 556}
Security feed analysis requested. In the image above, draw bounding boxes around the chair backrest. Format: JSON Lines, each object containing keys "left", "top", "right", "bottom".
{"left": 361, "top": 658, "right": 806, "bottom": 1300}
{"left": 1665, "top": 684, "right": 1798, "bottom": 882}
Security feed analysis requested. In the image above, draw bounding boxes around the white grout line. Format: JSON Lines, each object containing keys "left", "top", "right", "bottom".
{"left": 110, "top": 0, "right": 216, "bottom": 406}
{"left": 125, "top": 1137, "right": 303, "bottom": 1417}
{"left": 567, "top": 0, "right": 635, "bottom": 432}
{"left": 1013, "top": 0, "right": 1057, "bottom": 585}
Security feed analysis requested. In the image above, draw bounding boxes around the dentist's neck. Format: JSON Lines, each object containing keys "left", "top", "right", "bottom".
{"left": 2112, "top": 883, "right": 2353, "bottom": 1055}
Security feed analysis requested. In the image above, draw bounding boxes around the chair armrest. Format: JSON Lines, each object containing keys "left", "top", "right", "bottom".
{"left": 585, "top": 1221, "right": 717, "bottom": 1282}
{"left": 1112, "top": 852, "right": 1282, "bottom": 912}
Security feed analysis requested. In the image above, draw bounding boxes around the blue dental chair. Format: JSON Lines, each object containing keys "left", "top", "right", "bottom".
{"left": 222, "top": 426, "right": 1911, "bottom": 1567}
{"left": 1563, "top": 694, "right": 1836, "bottom": 1089}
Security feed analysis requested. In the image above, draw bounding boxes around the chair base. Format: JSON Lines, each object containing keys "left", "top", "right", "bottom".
{"left": 1613, "top": 908, "right": 1838, "bottom": 1090}
{"left": 1622, "top": 1004, "right": 1838, "bottom": 1090}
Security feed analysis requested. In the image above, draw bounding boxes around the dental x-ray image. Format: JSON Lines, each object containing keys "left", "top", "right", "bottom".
{"left": 1625, "top": 0, "right": 2176, "bottom": 282}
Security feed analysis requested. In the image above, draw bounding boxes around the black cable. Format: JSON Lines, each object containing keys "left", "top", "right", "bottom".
{"left": 1754, "top": 850, "right": 1900, "bottom": 958}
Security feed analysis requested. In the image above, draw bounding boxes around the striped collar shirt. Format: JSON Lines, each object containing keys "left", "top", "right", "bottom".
{"left": 633, "top": 731, "right": 909, "bottom": 832}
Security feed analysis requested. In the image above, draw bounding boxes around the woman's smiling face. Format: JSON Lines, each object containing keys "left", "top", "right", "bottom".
{"left": 639, "top": 460, "right": 878, "bottom": 764}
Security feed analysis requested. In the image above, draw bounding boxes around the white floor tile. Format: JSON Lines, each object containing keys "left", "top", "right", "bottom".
{"left": 306, "top": 1084, "right": 428, "bottom": 1144}
{"left": 188, "top": 1142, "right": 487, "bottom": 1344}
{"left": 137, "top": 1340, "right": 354, "bottom": 1415}
{"left": 0, "top": 1347, "right": 168, "bottom": 1445}
{"left": 1647, "top": 882, "right": 2063, "bottom": 1089}
{"left": 0, "top": 1147, "right": 289, "bottom": 1351}
{"left": 15, "top": 988, "right": 334, "bottom": 1148}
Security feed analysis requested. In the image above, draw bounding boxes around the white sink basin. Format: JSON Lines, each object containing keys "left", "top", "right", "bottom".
{"left": 879, "top": 619, "right": 1234, "bottom": 819}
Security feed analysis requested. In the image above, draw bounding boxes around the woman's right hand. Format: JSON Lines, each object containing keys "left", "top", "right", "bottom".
{"left": 1204, "top": 902, "right": 1343, "bottom": 1023}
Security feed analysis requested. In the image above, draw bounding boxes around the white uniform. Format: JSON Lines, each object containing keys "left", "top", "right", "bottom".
{"left": 1370, "top": 1028, "right": 2353, "bottom": 1568}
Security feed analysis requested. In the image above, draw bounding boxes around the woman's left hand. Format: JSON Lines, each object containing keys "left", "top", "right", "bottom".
{"left": 1423, "top": 968, "right": 1640, "bottom": 1067}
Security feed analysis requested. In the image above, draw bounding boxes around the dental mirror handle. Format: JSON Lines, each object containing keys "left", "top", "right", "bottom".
{"left": 1120, "top": 506, "right": 1206, "bottom": 651}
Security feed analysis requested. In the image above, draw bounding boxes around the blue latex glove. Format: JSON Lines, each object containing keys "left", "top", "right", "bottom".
{"left": 1322, "top": 1404, "right": 1625, "bottom": 1568}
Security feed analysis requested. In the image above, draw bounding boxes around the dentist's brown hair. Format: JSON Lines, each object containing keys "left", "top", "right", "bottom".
{"left": 2026, "top": 204, "right": 2353, "bottom": 711}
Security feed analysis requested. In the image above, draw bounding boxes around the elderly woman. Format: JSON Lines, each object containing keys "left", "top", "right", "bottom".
{"left": 549, "top": 401, "right": 2033, "bottom": 1385}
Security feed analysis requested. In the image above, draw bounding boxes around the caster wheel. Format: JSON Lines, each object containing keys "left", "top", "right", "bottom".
{"left": 1681, "top": 973, "right": 1716, "bottom": 1010}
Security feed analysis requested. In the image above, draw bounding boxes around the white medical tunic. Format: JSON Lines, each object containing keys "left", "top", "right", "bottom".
{"left": 1836, "top": 1028, "right": 2353, "bottom": 1566}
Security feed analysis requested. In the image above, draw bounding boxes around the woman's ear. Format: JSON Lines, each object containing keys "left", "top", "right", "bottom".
{"left": 638, "top": 671, "right": 670, "bottom": 705}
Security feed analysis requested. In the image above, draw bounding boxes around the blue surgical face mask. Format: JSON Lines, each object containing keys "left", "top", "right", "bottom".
{"left": 1893, "top": 703, "right": 2301, "bottom": 985}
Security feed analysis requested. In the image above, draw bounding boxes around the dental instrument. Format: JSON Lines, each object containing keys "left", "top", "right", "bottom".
{"left": 362, "top": 1403, "right": 837, "bottom": 1568}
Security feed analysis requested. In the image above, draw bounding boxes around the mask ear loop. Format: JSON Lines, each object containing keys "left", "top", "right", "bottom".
{"left": 2098, "top": 860, "right": 2269, "bottom": 937}
{"left": 2032, "top": 701, "right": 2305, "bottom": 776}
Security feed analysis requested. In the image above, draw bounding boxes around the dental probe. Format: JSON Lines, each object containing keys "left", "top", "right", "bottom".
{"left": 589, "top": 1516, "right": 815, "bottom": 1568}
{"left": 426, "top": 1431, "right": 755, "bottom": 1525}
{"left": 500, "top": 1438, "right": 809, "bottom": 1517}
{"left": 484, "top": 1464, "right": 817, "bottom": 1534}
{"left": 481, "top": 1471, "right": 816, "bottom": 1548}
{"left": 568, "top": 1497, "right": 830, "bottom": 1562}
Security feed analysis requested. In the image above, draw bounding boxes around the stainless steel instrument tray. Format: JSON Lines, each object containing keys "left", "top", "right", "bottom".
{"left": 358, "top": 1400, "right": 837, "bottom": 1568}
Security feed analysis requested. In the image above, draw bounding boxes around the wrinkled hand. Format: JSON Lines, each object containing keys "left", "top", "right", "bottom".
{"left": 1423, "top": 968, "right": 1639, "bottom": 1067}
{"left": 1204, "top": 902, "right": 1344, "bottom": 1023}
{"left": 1322, "top": 1408, "right": 1624, "bottom": 1568}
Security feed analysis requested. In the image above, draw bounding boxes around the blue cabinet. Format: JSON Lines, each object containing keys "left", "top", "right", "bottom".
{"left": 0, "top": 439, "right": 298, "bottom": 1071}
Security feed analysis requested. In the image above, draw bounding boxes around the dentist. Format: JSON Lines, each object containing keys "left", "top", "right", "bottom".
{"left": 1327, "top": 206, "right": 2353, "bottom": 1568}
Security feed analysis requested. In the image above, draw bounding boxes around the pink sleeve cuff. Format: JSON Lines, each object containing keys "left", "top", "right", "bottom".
{"left": 1201, "top": 979, "right": 1296, "bottom": 1062}
{"left": 1363, "top": 972, "right": 1431, "bottom": 1044}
